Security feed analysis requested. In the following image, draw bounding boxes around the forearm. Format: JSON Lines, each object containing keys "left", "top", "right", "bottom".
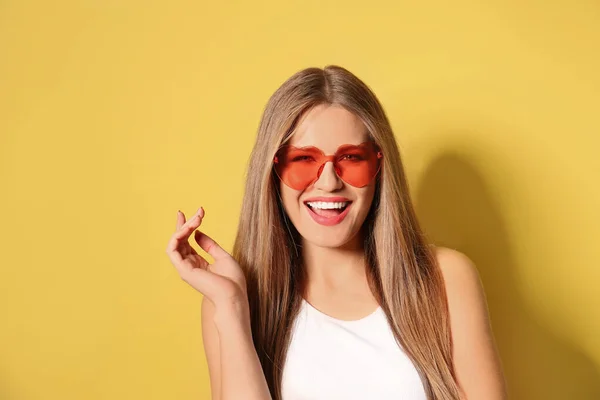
{"left": 214, "top": 303, "right": 272, "bottom": 400}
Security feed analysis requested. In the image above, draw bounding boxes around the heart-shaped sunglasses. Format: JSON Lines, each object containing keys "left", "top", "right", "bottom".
{"left": 273, "top": 141, "right": 383, "bottom": 190}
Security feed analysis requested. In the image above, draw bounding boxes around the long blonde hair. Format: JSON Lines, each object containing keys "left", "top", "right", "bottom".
{"left": 232, "top": 65, "right": 464, "bottom": 400}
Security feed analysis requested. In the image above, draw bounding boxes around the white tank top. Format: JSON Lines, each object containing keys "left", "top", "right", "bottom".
{"left": 281, "top": 298, "right": 427, "bottom": 400}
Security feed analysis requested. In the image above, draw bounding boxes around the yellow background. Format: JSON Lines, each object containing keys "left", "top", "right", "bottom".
{"left": 1, "top": 1, "right": 599, "bottom": 399}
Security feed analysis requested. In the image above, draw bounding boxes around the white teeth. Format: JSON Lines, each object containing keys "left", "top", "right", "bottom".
{"left": 306, "top": 201, "right": 349, "bottom": 210}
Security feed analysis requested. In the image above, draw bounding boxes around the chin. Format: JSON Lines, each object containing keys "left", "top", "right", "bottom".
{"left": 303, "top": 232, "right": 354, "bottom": 249}
{"left": 298, "top": 217, "right": 364, "bottom": 248}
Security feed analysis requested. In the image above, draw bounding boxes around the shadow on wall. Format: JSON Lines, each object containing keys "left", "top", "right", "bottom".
{"left": 413, "top": 145, "right": 600, "bottom": 400}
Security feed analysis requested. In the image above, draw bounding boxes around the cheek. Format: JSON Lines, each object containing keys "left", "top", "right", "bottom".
{"left": 280, "top": 183, "right": 303, "bottom": 216}
{"left": 354, "top": 186, "right": 376, "bottom": 218}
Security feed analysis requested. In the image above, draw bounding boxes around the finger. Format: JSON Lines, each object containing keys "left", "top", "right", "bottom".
{"left": 178, "top": 207, "right": 201, "bottom": 231}
{"left": 165, "top": 243, "right": 184, "bottom": 266}
{"left": 194, "top": 229, "right": 230, "bottom": 261}
{"left": 176, "top": 207, "right": 203, "bottom": 230}
{"left": 166, "top": 208, "right": 205, "bottom": 253}
{"left": 166, "top": 233, "right": 199, "bottom": 265}
{"left": 165, "top": 227, "right": 205, "bottom": 271}
{"left": 180, "top": 207, "right": 204, "bottom": 232}
{"left": 170, "top": 251, "right": 208, "bottom": 279}
{"left": 176, "top": 210, "right": 185, "bottom": 231}
{"left": 166, "top": 207, "right": 204, "bottom": 255}
{"left": 192, "top": 253, "right": 210, "bottom": 270}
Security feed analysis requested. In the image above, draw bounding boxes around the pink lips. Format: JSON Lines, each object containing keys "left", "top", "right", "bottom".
{"left": 303, "top": 197, "right": 352, "bottom": 226}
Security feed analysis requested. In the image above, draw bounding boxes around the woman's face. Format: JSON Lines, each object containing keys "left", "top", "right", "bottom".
{"left": 278, "top": 103, "right": 378, "bottom": 249}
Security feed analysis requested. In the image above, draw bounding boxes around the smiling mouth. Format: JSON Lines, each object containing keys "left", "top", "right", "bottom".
{"left": 304, "top": 201, "right": 351, "bottom": 217}
{"left": 303, "top": 201, "right": 353, "bottom": 226}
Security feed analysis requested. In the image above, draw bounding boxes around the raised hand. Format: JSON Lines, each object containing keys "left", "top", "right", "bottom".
{"left": 165, "top": 207, "right": 248, "bottom": 308}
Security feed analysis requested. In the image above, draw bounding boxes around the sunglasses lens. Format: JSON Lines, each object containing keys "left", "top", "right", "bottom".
{"left": 274, "top": 143, "right": 382, "bottom": 190}
{"left": 335, "top": 143, "right": 381, "bottom": 188}
{"left": 274, "top": 146, "right": 324, "bottom": 190}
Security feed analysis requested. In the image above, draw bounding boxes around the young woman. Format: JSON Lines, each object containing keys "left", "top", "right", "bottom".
{"left": 166, "top": 65, "right": 507, "bottom": 400}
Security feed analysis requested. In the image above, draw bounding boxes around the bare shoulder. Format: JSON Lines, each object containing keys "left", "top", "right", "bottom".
{"left": 432, "top": 246, "right": 508, "bottom": 399}
{"left": 433, "top": 245, "right": 488, "bottom": 332}
{"left": 433, "top": 246, "right": 482, "bottom": 293}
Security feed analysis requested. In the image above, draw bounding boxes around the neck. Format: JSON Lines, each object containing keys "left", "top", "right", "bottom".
{"left": 301, "top": 232, "right": 367, "bottom": 292}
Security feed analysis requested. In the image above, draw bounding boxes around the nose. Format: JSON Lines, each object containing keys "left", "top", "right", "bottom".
{"left": 313, "top": 161, "right": 343, "bottom": 191}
